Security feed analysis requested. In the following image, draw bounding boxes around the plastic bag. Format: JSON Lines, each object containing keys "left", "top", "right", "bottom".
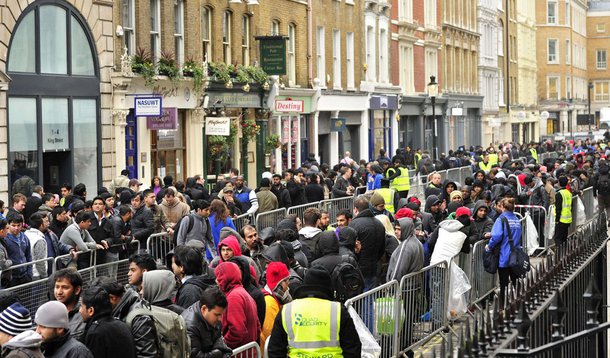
{"left": 348, "top": 306, "right": 382, "bottom": 358}
{"left": 576, "top": 197, "right": 586, "bottom": 227}
{"left": 447, "top": 263, "right": 470, "bottom": 320}
{"left": 373, "top": 297, "right": 405, "bottom": 335}
{"left": 546, "top": 206, "right": 555, "bottom": 240}
{"left": 525, "top": 213, "right": 540, "bottom": 255}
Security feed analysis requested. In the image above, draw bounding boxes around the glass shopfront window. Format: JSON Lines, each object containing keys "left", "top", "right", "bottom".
{"left": 152, "top": 111, "right": 186, "bottom": 182}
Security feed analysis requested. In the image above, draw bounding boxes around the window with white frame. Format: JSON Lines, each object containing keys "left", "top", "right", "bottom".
{"left": 174, "top": 0, "right": 184, "bottom": 66}
{"left": 272, "top": 20, "right": 280, "bottom": 36}
{"left": 565, "top": 2, "right": 570, "bottom": 26}
{"left": 222, "top": 11, "right": 232, "bottom": 64}
{"left": 547, "top": 0, "right": 557, "bottom": 24}
{"left": 202, "top": 7, "right": 212, "bottom": 62}
{"left": 595, "top": 81, "right": 609, "bottom": 101}
{"left": 547, "top": 39, "right": 558, "bottom": 63}
{"left": 499, "top": 74, "right": 505, "bottom": 106}
{"left": 548, "top": 76, "right": 559, "bottom": 100}
{"left": 566, "top": 76, "right": 571, "bottom": 99}
{"left": 379, "top": 28, "right": 388, "bottom": 83}
{"left": 288, "top": 24, "right": 296, "bottom": 86}
{"left": 426, "top": 49, "right": 438, "bottom": 81}
{"left": 122, "top": 0, "right": 135, "bottom": 55}
{"left": 498, "top": 21, "right": 504, "bottom": 56}
{"left": 366, "top": 25, "right": 376, "bottom": 82}
{"left": 399, "top": 0, "right": 413, "bottom": 22}
{"left": 597, "top": 49, "right": 607, "bottom": 70}
{"left": 346, "top": 32, "right": 355, "bottom": 89}
{"left": 597, "top": 23, "right": 606, "bottom": 33}
{"left": 332, "top": 29, "right": 341, "bottom": 89}
{"left": 424, "top": 0, "right": 436, "bottom": 28}
{"left": 242, "top": 16, "right": 250, "bottom": 65}
{"left": 316, "top": 26, "right": 325, "bottom": 85}
{"left": 150, "top": 0, "right": 161, "bottom": 63}
{"left": 566, "top": 39, "right": 570, "bottom": 64}
{"left": 400, "top": 45, "right": 414, "bottom": 94}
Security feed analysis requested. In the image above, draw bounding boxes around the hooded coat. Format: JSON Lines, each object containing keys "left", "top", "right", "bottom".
{"left": 488, "top": 210, "right": 522, "bottom": 268}
{"left": 386, "top": 218, "right": 424, "bottom": 282}
{"left": 428, "top": 220, "right": 468, "bottom": 265}
{"left": 518, "top": 177, "right": 549, "bottom": 209}
{"left": 261, "top": 242, "right": 304, "bottom": 292}
{"left": 111, "top": 288, "right": 158, "bottom": 358}
{"left": 175, "top": 274, "right": 216, "bottom": 309}
{"left": 215, "top": 262, "right": 261, "bottom": 349}
{"left": 468, "top": 201, "right": 494, "bottom": 245}
{"left": 348, "top": 209, "right": 386, "bottom": 278}
{"left": 298, "top": 226, "right": 322, "bottom": 262}
{"left": 229, "top": 256, "right": 266, "bottom": 328}
{"left": 159, "top": 198, "right": 191, "bottom": 225}
{"left": 2, "top": 331, "right": 44, "bottom": 358}
{"left": 311, "top": 231, "right": 360, "bottom": 275}
{"left": 422, "top": 195, "right": 445, "bottom": 234}
{"left": 337, "top": 226, "right": 359, "bottom": 260}
{"left": 142, "top": 270, "right": 184, "bottom": 315}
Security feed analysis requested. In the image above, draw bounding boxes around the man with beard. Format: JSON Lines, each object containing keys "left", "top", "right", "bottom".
{"left": 35, "top": 301, "right": 93, "bottom": 357}
{"left": 130, "top": 192, "right": 154, "bottom": 250}
{"left": 271, "top": 174, "right": 291, "bottom": 208}
{"left": 52, "top": 269, "right": 86, "bottom": 342}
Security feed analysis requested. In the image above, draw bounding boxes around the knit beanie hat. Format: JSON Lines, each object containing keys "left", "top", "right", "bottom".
{"left": 370, "top": 192, "right": 385, "bottom": 207}
{"left": 456, "top": 207, "right": 472, "bottom": 218}
{"left": 266, "top": 262, "right": 290, "bottom": 291}
{"left": 0, "top": 303, "right": 32, "bottom": 336}
{"left": 34, "top": 301, "right": 69, "bottom": 329}
{"left": 395, "top": 208, "right": 414, "bottom": 220}
{"left": 304, "top": 266, "right": 331, "bottom": 288}
{"left": 449, "top": 191, "right": 463, "bottom": 201}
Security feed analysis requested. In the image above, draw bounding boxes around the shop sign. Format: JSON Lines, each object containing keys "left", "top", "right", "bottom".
{"left": 205, "top": 117, "right": 231, "bottom": 136}
{"left": 134, "top": 96, "right": 162, "bottom": 117}
{"left": 147, "top": 107, "right": 177, "bottom": 130}
{"left": 452, "top": 107, "right": 463, "bottom": 116}
{"left": 369, "top": 95, "right": 398, "bottom": 110}
{"left": 331, "top": 117, "right": 347, "bottom": 132}
{"left": 275, "top": 100, "right": 304, "bottom": 113}
{"left": 209, "top": 92, "right": 261, "bottom": 108}
{"left": 256, "top": 36, "right": 287, "bottom": 75}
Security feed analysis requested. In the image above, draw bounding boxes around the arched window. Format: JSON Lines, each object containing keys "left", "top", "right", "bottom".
{"left": 7, "top": 1, "right": 100, "bottom": 195}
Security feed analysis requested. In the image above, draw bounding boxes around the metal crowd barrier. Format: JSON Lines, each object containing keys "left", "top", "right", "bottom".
{"left": 4, "top": 276, "right": 50, "bottom": 316}
{"left": 233, "top": 212, "right": 254, "bottom": 233}
{"left": 286, "top": 202, "right": 321, "bottom": 225}
{"left": 468, "top": 240, "right": 497, "bottom": 307}
{"left": 319, "top": 197, "right": 353, "bottom": 223}
{"left": 255, "top": 207, "right": 286, "bottom": 231}
{"left": 231, "top": 342, "right": 262, "bottom": 358}
{"left": 581, "top": 186, "right": 596, "bottom": 219}
{"left": 147, "top": 232, "right": 174, "bottom": 267}
{"left": 514, "top": 205, "right": 548, "bottom": 254}
{"left": 0, "top": 257, "right": 54, "bottom": 285}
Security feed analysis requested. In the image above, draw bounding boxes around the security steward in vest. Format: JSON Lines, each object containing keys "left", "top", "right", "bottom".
{"left": 267, "top": 266, "right": 361, "bottom": 358}
{"left": 529, "top": 143, "right": 539, "bottom": 164}
{"left": 553, "top": 176, "right": 572, "bottom": 247}
{"left": 376, "top": 179, "right": 398, "bottom": 214}
{"left": 387, "top": 158, "right": 410, "bottom": 199}
{"left": 478, "top": 153, "right": 493, "bottom": 173}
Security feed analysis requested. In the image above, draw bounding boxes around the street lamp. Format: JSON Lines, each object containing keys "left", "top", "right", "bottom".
{"left": 588, "top": 81, "right": 594, "bottom": 135}
{"left": 427, "top": 75, "right": 439, "bottom": 161}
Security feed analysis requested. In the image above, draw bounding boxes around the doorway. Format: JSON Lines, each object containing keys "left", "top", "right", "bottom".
{"left": 43, "top": 151, "right": 72, "bottom": 195}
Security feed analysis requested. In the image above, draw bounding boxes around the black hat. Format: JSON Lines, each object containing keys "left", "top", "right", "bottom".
{"left": 293, "top": 266, "right": 334, "bottom": 299}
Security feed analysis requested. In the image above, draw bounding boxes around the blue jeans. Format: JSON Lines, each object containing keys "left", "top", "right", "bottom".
{"left": 363, "top": 275, "right": 377, "bottom": 292}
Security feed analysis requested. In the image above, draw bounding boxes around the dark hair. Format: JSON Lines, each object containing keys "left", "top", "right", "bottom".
{"left": 84, "top": 200, "right": 93, "bottom": 210}
{"left": 165, "top": 188, "right": 176, "bottom": 197}
{"left": 336, "top": 209, "right": 352, "bottom": 220}
{"left": 74, "top": 211, "right": 94, "bottom": 224}
{"left": 60, "top": 183, "right": 72, "bottom": 191}
{"left": 90, "top": 276, "right": 125, "bottom": 296}
{"left": 302, "top": 207, "right": 321, "bottom": 227}
{"left": 200, "top": 286, "right": 228, "bottom": 309}
{"left": 354, "top": 197, "right": 369, "bottom": 212}
{"left": 276, "top": 228, "right": 298, "bottom": 243}
{"left": 29, "top": 212, "right": 46, "bottom": 230}
{"left": 118, "top": 204, "right": 132, "bottom": 217}
{"left": 163, "top": 176, "right": 174, "bottom": 187}
{"left": 131, "top": 192, "right": 144, "bottom": 201}
{"left": 173, "top": 246, "right": 204, "bottom": 276}
{"left": 260, "top": 178, "right": 271, "bottom": 187}
{"left": 73, "top": 183, "right": 87, "bottom": 197}
{"left": 174, "top": 181, "right": 185, "bottom": 192}
{"left": 0, "top": 219, "right": 6, "bottom": 231}
{"left": 42, "top": 193, "right": 54, "bottom": 204}
{"left": 230, "top": 168, "right": 239, "bottom": 176}
{"left": 91, "top": 196, "right": 105, "bottom": 205}
{"left": 0, "top": 291, "right": 20, "bottom": 312}
{"left": 121, "top": 169, "right": 130, "bottom": 176}
{"left": 51, "top": 206, "right": 67, "bottom": 221}
{"left": 143, "top": 189, "right": 155, "bottom": 198}
{"left": 129, "top": 253, "right": 157, "bottom": 272}
{"left": 81, "top": 286, "right": 112, "bottom": 314}
{"left": 193, "top": 199, "right": 211, "bottom": 211}
{"left": 52, "top": 268, "right": 83, "bottom": 289}
{"left": 6, "top": 212, "right": 23, "bottom": 224}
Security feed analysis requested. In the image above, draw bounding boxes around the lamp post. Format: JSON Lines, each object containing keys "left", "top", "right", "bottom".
{"left": 588, "top": 81, "right": 594, "bottom": 135}
{"left": 427, "top": 75, "right": 439, "bottom": 161}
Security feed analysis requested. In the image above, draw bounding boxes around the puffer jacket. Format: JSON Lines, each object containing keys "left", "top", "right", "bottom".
{"left": 2, "top": 330, "right": 44, "bottom": 358}
{"left": 215, "top": 262, "right": 261, "bottom": 349}
{"left": 348, "top": 209, "right": 386, "bottom": 278}
{"left": 488, "top": 211, "right": 522, "bottom": 268}
{"left": 468, "top": 201, "right": 494, "bottom": 245}
{"left": 181, "top": 301, "right": 231, "bottom": 358}
{"left": 311, "top": 231, "right": 360, "bottom": 275}
{"left": 40, "top": 331, "right": 93, "bottom": 358}
{"left": 111, "top": 288, "right": 158, "bottom": 358}
{"left": 428, "top": 220, "right": 468, "bottom": 265}
{"left": 142, "top": 270, "right": 184, "bottom": 315}
{"left": 386, "top": 218, "right": 424, "bottom": 282}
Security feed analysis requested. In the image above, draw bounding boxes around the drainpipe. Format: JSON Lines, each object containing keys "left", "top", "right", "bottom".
{"left": 307, "top": 0, "right": 313, "bottom": 87}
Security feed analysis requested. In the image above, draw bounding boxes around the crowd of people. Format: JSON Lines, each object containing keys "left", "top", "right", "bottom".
{"left": 0, "top": 137, "right": 609, "bottom": 357}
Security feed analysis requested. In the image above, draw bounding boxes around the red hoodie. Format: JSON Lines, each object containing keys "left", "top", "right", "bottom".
{"left": 218, "top": 235, "right": 243, "bottom": 261}
{"left": 215, "top": 261, "right": 261, "bottom": 349}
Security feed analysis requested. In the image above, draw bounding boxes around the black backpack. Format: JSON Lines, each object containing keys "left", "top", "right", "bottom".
{"left": 599, "top": 174, "right": 610, "bottom": 195}
{"left": 172, "top": 214, "right": 195, "bottom": 244}
{"left": 331, "top": 256, "right": 364, "bottom": 302}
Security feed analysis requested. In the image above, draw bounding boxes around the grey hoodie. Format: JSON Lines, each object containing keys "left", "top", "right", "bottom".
{"left": 2, "top": 330, "right": 44, "bottom": 358}
{"left": 386, "top": 218, "right": 424, "bottom": 282}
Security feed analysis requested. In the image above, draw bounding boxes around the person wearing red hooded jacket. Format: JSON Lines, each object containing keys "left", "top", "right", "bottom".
{"left": 214, "top": 261, "right": 261, "bottom": 349}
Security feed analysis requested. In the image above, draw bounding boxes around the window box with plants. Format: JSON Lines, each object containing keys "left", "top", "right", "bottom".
{"left": 158, "top": 50, "right": 180, "bottom": 83}
{"left": 182, "top": 57, "right": 205, "bottom": 94}
{"left": 208, "top": 62, "right": 270, "bottom": 90}
{"left": 131, "top": 47, "right": 156, "bottom": 86}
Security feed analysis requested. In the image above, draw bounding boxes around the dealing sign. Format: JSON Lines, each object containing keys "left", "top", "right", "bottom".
{"left": 134, "top": 96, "right": 162, "bottom": 117}
{"left": 205, "top": 117, "right": 231, "bottom": 136}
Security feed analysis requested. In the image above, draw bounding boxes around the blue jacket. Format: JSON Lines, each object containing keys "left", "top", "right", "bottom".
{"left": 367, "top": 173, "right": 383, "bottom": 191}
{"left": 207, "top": 214, "right": 236, "bottom": 260}
{"left": 488, "top": 211, "right": 522, "bottom": 268}
{"left": 5, "top": 232, "right": 32, "bottom": 280}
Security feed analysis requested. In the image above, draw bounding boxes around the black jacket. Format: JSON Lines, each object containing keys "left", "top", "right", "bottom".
{"left": 175, "top": 275, "right": 216, "bottom": 309}
{"left": 112, "top": 288, "right": 158, "bottom": 358}
{"left": 41, "top": 330, "right": 93, "bottom": 358}
{"left": 84, "top": 312, "right": 136, "bottom": 358}
{"left": 348, "top": 209, "right": 386, "bottom": 278}
{"left": 311, "top": 231, "right": 360, "bottom": 275}
{"left": 286, "top": 179, "right": 307, "bottom": 206}
{"left": 104, "top": 215, "right": 131, "bottom": 253}
{"left": 131, "top": 206, "right": 154, "bottom": 246}
{"left": 24, "top": 194, "right": 42, "bottom": 225}
{"left": 271, "top": 185, "right": 292, "bottom": 209}
{"left": 181, "top": 302, "right": 232, "bottom": 358}
{"left": 468, "top": 201, "right": 494, "bottom": 245}
{"left": 304, "top": 183, "right": 324, "bottom": 203}
{"left": 49, "top": 220, "right": 68, "bottom": 239}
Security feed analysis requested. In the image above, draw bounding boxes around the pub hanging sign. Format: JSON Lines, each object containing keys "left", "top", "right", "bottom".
{"left": 256, "top": 36, "right": 288, "bottom": 76}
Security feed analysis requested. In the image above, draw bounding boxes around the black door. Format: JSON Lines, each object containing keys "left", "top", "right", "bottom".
{"left": 43, "top": 151, "right": 72, "bottom": 195}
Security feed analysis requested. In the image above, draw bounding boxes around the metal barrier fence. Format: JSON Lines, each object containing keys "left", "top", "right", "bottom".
{"left": 255, "top": 207, "right": 287, "bottom": 231}
{"left": 233, "top": 213, "right": 254, "bottom": 232}
{"left": 147, "top": 233, "right": 174, "bottom": 267}
{"left": 231, "top": 342, "right": 262, "bottom": 358}
{"left": 286, "top": 202, "right": 321, "bottom": 225}
{"left": 514, "top": 205, "right": 548, "bottom": 254}
{"left": 468, "top": 240, "right": 498, "bottom": 307}
{"left": 319, "top": 197, "right": 354, "bottom": 224}
{"left": 0, "top": 257, "right": 54, "bottom": 287}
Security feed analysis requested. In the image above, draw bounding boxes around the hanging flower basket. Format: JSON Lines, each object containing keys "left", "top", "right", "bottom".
{"left": 241, "top": 118, "right": 260, "bottom": 142}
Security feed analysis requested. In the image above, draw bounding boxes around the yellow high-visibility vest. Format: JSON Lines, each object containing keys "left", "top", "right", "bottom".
{"left": 391, "top": 167, "right": 410, "bottom": 192}
{"left": 377, "top": 188, "right": 396, "bottom": 213}
{"left": 559, "top": 189, "right": 572, "bottom": 224}
{"left": 282, "top": 298, "right": 343, "bottom": 358}
{"left": 479, "top": 161, "right": 492, "bottom": 172}
{"left": 489, "top": 153, "right": 499, "bottom": 166}
{"left": 530, "top": 148, "right": 538, "bottom": 163}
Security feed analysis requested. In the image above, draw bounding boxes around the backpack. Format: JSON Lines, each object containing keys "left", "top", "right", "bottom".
{"left": 599, "top": 174, "right": 610, "bottom": 195}
{"left": 172, "top": 214, "right": 195, "bottom": 244}
{"left": 126, "top": 305, "right": 190, "bottom": 358}
{"left": 331, "top": 256, "right": 364, "bottom": 302}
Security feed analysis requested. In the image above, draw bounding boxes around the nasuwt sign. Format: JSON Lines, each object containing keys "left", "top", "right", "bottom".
{"left": 275, "top": 100, "right": 304, "bottom": 113}
{"left": 257, "top": 36, "right": 287, "bottom": 76}
{"left": 134, "top": 96, "right": 162, "bottom": 117}
{"left": 205, "top": 117, "right": 231, "bottom": 136}
{"left": 147, "top": 107, "right": 177, "bottom": 130}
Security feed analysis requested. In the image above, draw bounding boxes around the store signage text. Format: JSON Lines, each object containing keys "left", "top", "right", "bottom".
{"left": 147, "top": 108, "right": 177, "bottom": 130}
{"left": 209, "top": 93, "right": 260, "bottom": 108}
{"left": 134, "top": 96, "right": 162, "bottom": 117}
{"left": 257, "top": 36, "right": 287, "bottom": 75}
{"left": 206, "top": 117, "right": 231, "bottom": 136}
{"left": 152, "top": 85, "right": 180, "bottom": 98}
{"left": 275, "top": 100, "right": 304, "bottom": 113}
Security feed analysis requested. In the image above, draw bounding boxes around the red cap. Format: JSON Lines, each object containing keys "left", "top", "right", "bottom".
{"left": 266, "top": 262, "right": 290, "bottom": 291}
{"left": 455, "top": 207, "right": 471, "bottom": 218}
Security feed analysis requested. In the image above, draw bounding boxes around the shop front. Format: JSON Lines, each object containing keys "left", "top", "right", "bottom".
{"left": 369, "top": 95, "right": 399, "bottom": 160}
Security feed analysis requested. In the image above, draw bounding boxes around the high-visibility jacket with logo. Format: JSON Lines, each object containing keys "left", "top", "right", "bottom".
{"left": 479, "top": 161, "right": 492, "bottom": 172}
{"left": 390, "top": 167, "right": 410, "bottom": 192}
{"left": 530, "top": 148, "right": 538, "bottom": 163}
{"left": 282, "top": 298, "right": 343, "bottom": 358}
{"left": 377, "top": 188, "right": 396, "bottom": 213}
{"left": 559, "top": 189, "right": 572, "bottom": 224}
